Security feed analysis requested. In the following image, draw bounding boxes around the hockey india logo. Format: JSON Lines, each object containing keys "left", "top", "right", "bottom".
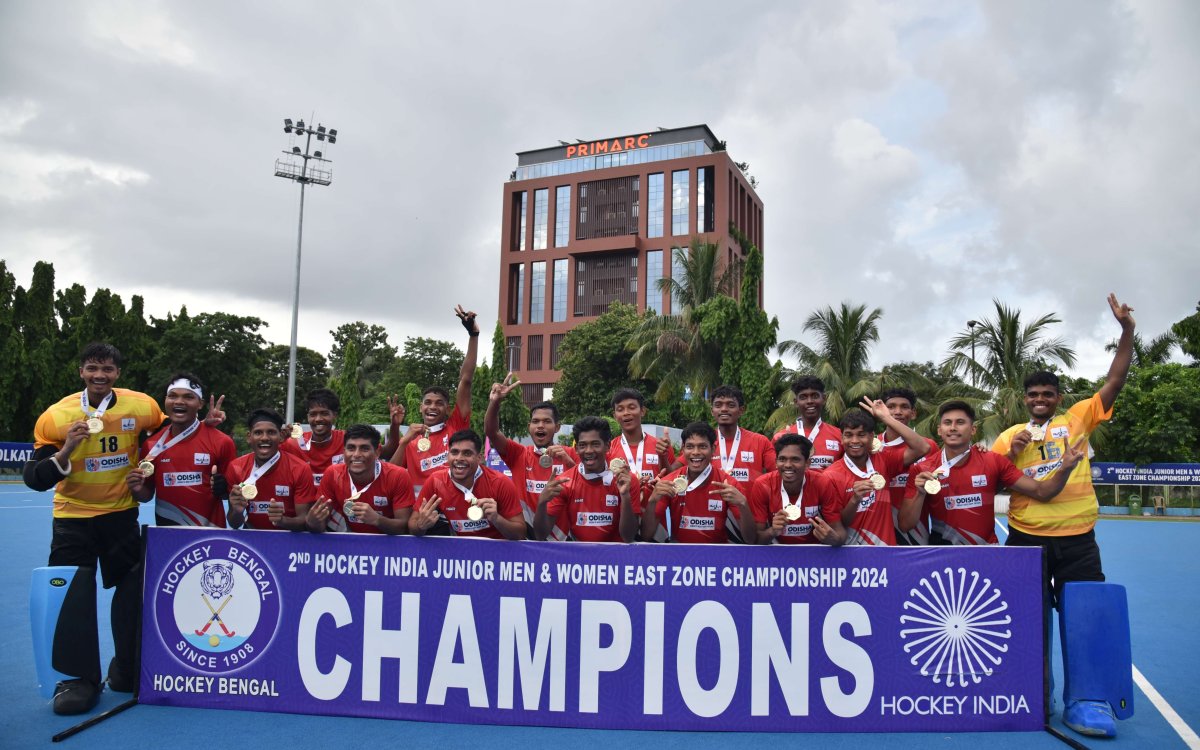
{"left": 899, "top": 567, "right": 1011, "bottom": 687}
{"left": 154, "top": 538, "right": 281, "bottom": 674}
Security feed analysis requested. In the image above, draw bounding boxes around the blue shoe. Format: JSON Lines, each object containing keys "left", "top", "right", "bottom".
{"left": 1064, "top": 700, "right": 1117, "bottom": 738}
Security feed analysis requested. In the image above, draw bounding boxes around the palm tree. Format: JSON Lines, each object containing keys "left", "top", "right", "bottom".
{"left": 1104, "top": 332, "right": 1177, "bottom": 368}
{"left": 942, "top": 300, "right": 1076, "bottom": 439}
{"left": 769, "top": 302, "right": 884, "bottom": 428}
{"left": 628, "top": 238, "right": 740, "bottom": 404}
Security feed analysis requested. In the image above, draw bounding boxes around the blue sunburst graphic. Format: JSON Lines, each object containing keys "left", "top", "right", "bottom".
{"left": 899, "top": 567, "right": 1012, "bottom": 687}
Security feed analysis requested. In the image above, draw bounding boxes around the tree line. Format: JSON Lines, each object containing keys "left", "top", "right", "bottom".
{"left": 2, "top": 252, "right": 1197, "bottom": 464}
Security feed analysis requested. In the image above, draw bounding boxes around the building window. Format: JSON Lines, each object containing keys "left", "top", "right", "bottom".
{"left": 576, "top": 175, "right": 640, "bottom": 240}
{"left": 513, "top": 191, "right": 527, "bottom": 250}
{"left": 574, "top": 251, "right": 639, "bottom": 317}
{"left": 696, "top": 166, "right": 714, "bottom": 233}
{"left": 552, "top": 258, "right": 568, "bottom": 322}
{"left": 554, "top": 185, "right": 570, "bottom": 247}
{"left": 670, "top": 249, "right": 686, "bottom": 314}
{"left": 532, "top": 188, "right": 548, "bottom": 250}
{"left": 527, "top": 335, "right": 544, "bottom": 371}
{"left": 648, "top": 173, "right": 664, "bottom": 239}
{"left": 514, "top": 264, "right": 525, "bottom": 324}
{"left": 530, "top": 261, "right": 546, "bottom": 324}
{"left": 550, "top": 333, "right": 566, "bottom": 368}
{"left": 645, "top": 250, "right": 663, "bottom": 314}
{"left": 672, "top": 170, "right": 689, "bottom": 236}
{"left": 505, "top": 336, "right": 522, "bottom": 372}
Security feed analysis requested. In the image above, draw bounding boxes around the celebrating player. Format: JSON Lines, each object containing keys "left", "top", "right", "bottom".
{"left": 709, "top": 385, "right": 776, "bottom": 542}
{"left": 825, "top": 399, "right": 931, "bottom": 545}
{"left": 875, "top": 387, "right": 939, "bottom": 545}
{"left": 128, "top": 372, "right": 236, "bottom": 527}
{"left": 226, "top": 409, "right": 316, "bottom": 530}
{"left": 305, "top": 424, "right": 414, "bottom": 534}
{"left": 773, "top": 376, "right": 842, "bottom": 470}
{"left": 24, "top": 343, "right": 165, "bottom": 713}
{"left": 608, "top": 387, "right": 676, "bottom": 502}
{"left": 748, "top": 433, "right": 846, "bottom": 545}
{"left": 901, "top": 400, "right": 1085, "bottom": 544}
{"left": 280, "top": 388, "right": 345, "bottom": 487}
{"left": 485, "top": 373, "right": 576, "bottom": 537}
{"left": 409, "top": 430, "right": 524, "bottom": 539}
{"left": 390, "top": 305, "right": 480, "bottom": 494}
{"left": 641, "top": 422, "right": 756, "bottom": 543}
{"left": 534, "top": 416, "right": 640, "bottom": 542}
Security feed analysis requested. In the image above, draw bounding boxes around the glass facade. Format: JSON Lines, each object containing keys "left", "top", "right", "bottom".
{"left": 532, "top": 189, "right": 548, "bottom": 250}
{"left": 552, "top": 259, "right": 567, "bottom": 322}
{"left": 530, "top": 261, "right": 546, "bottom": 324}
{"left": 554, "top": 185, "right": 570, "bottom": 247}
{"left": 672, "top": 170, "right": 689, "bottom": 236}
{"left": 670, "top": 249, "right": 686, "bottom": 314}
{"left": 515, "top": 140, "right": 711, "bottom": 180}
{"left": 515, "top": 191, "right": 527, "bottom": 250}
{"left": 647, "top": 173, "right": 664, "bottom": 239}
{"left": 699, "top": 165, "right": 714, "bottom": 232}
{"left": 515, "top": 264, "right": 525, "bottom": 324}
{"left": 645, "top": 250, "right": 663, "bottom": 314}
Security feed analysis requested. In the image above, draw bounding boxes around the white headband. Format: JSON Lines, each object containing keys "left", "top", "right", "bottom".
{"left": 166, "top": 378, "right": 204, "bottom": 400}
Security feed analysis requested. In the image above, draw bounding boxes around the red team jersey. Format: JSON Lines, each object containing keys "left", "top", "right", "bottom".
{"left": 226, "top": 451, "right": 316, "bottom": 530}
{"left": 748, "top": 469, "right": 842, "bottom": 544}
{"left": 405, "top": 406, "right": 471, "bottom": 490}
{"left": 773, "top": 421, "right": 843, "bottom": 470}
{"left": 653, "top": 466, "right": 740, "bottom": 544}
{"left": 280, "top": 429, "right": 346, "bottom": 486}
{"left": 607, "top": 432, "right": 676, "bottom": 506}
{"left": 417, "top": 466, "right": 522, "bottom": 539}
{"left": 905, "top": 447, "right": 1025, "bottom": 545}
{"left": 315, "top": 461, "right": 415, "bottom": 534}
{"left": 498, "top": 440, "right": 579, "bottom": 538}
{"left": 824, "top": 449, "right": 907, "bottom": 546}
{"left": 140, "top": 423, "right": 237, "bottom": 527}
{"left": 710, "top": 427, "right": 777, "bottom": 491}
{"left": 545, "top": 466, "right": 642, "bottom": 543}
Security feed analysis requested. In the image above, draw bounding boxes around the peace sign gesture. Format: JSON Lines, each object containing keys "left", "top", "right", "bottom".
{"left": 204, "top": 394, "right": 226, "bottom": 427}
{"left": 387, "top": 394, "right": 406, "bottom": 427}
{"left": 454, "top": 304, "right": 479, "bottom": 335}
{"left": 490, "top": 372, "right": 521, "bottom": 403}
{"left": 410, "top": 495, "right": 442, "bottom": 534}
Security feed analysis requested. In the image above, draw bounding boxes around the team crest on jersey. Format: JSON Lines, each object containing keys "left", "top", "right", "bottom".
{"left": 825, "top": 440, "right": 840, "bottom": 450}
{"left": 84, "top": 454, "right": 130, "bottom": 473}
{"left": 194, "top": 453, "right": 211, "bottom": 465}
{"left": 1051, "top": 426, "right": 1070, "bottom": 440}
{"left": 740, "top": 451, "right": 755, "bottom": 462}
{"left": 971, "top": 475, "right": 988, "bottom": 488}
{"left": 153, "top": 538, "right": 279, "bottom": 675}
{"left": 331, "top": 455, "right": 345, "bottom": 465}
{"left": 120, "top": 418, "right": 135, "bottom": 431}
{"left": 274, "top": 485, "right": 290, "bottom": 497}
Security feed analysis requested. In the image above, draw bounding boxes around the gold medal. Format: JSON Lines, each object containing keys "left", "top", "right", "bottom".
{"left": 784, "top": 504, "right": 803, "bottom": 521}
{"left": 871, "top": 437, "right": 883, "bottom": 454}
{"left": 608, "top": 458, "right": 626, "bottom": 472}
{"left": 868, "top": 473, "right": 886, "bottom": 491}
{"left": 417, "top": 437, "right": 432, "bottom": 452}
{"left": 671, "top": 476, "right": 689, "bottom": 494}
{"left": 466, "top": 504, "right": 484, "bottom": 521}
{"left": 343, "top": 499, "right": 357, "bottom": 521}
{"left": 1028, "top": 425, "right": 1046, "bottom": 442}
{"left": 538, "top": 452, "right": 554, "bottom": 469}
{"left": 138, "top": 460, "right": 155, "bottom": 476}
{"left": 923, "top": 478, "right": 942, "bottom": 495}
{"left": 240, "top": 483, "right": 258, "bottom": 500}
{"left": 291, "top": 424, "right": 303, "bottom": 440}
{"left": 87, "top": 417, "right": 104, "bottom": 434}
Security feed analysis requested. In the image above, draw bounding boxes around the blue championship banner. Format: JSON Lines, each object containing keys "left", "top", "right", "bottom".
{"left": 1091, "top": 462, "right": 1200, "bottom": 486}
{"left": 139, "top": 528, "right": 1043, "bottom": 732}
{"left": 0, "top": 441, "right": 34, "bottom": 470}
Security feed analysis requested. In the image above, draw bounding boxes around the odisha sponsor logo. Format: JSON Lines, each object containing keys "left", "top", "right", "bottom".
{"left": 164, "top": 472, "right": 204, "bottom": 487}
{"left": 85, "top": 454, "right": 129, "bottom": 472}
{"left": 154, "top": 539, "right": 280, "bottom": 674}
{"left": 899, "top": 567, "right": 1011, "bottom": 687}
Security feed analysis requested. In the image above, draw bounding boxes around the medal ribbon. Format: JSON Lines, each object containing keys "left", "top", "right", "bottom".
{"left": 796, "top": 418, "right": 823, "bottom": 443}
{"left": 841, "top": 453, "right": 876, "bottom": 480}
{"left": 878, "top": 432, "right": 904, "bottom": 448}
{"left": 146, "top": 419, "right": 201, "bottom": 460}
{"left": 427, "top": 421, "right": 447, "bottom": 434}
{"left": 717, "top": 428, "right": 742, "bottom": 473}
{"left": 80, "top": 390, "right": 114, "bottom": 420}
{"left": 450, "top": 466, "right": 485, "bottom": 501}
{"left": 244, "top": 451, "right": 282, "bottom": 486}
{"left": 683, "top": 464, "right": 713, "bottom": 495}
{"left": 581, "top": 468, "right": 614, "bottom": 485}
{"left": 780, "top": 477, "right": 805, "bottom": 510}
{"left": 620, "top": 434, "right": 646, "bottom": 477}
{"left": 937, "top": 448, "right": 970, "bottom": 477}
{"left": 348, "top": 461, "right": 383, "bottom": 498}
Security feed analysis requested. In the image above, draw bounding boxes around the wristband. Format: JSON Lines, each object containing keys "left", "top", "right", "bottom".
{"left": 50, "top": 454, "right": 71, "bottom": 476}
{"left": 468, "top": 331, "right": 479, "bottom": 337}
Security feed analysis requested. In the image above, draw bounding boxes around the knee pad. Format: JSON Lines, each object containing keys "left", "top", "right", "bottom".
{"left": 1060, "top": 582, "right": 1134, "bottom": 720}
{"left": 30, "top": 567, "right": 99, "bottom": 696}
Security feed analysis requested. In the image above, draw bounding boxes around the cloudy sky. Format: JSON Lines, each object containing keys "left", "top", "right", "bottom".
{"left": 2, "top": 0, "right": 1196, "bottom": 380}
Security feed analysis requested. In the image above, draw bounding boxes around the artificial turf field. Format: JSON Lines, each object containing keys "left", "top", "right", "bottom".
{"left": 1, "top": 482, "right": 1196, "bottom": 749}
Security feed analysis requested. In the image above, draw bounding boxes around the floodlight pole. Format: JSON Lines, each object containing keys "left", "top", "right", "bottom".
{"left": 275, "top": 119, "right": 337, "bottom": 424}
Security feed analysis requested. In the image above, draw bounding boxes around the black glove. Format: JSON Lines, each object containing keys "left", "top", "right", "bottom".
{"left": 211, "top": 472, "right": 229, "bottom": 500}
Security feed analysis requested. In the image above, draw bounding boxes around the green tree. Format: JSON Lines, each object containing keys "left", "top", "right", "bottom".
{"left": 1101, "top": 364, "right": 1200, "bottom": 464}
{"left": 331, "top": 339, "right": 363, "bottom": 427}
{"left": 258, "top": 344, "right": 329, "bottom": 416}
{"left": 629, "top": 237, "right": 739, "bottom": 408}
{"left": 0, "top": 261, "right": 27, "bottom": 438}
{"left": 1104, "top": 332, "right": 1177, "bottom": 368}
{"left": 773, "top": 302, "right": 884, "bottom": 428}
{"left": 17, "top": 261, "right": 60, "bottom": 431}
{"left": 1170, "top": 302, "right": 1200, "bottom": 363}
{"left": 478, "top": 320, "right": 530, "bottom": 439}
{"left": 941, "top": 301, "right": 1076, "bottom": 440}
{"left": 329, "top": 322, "right": 397, "bottom": 392}
{"left": 374, "top": 337, "right": 464, "bottom": 398}
{"left": 555, "top": 303, "right": 671, "bottom": 423}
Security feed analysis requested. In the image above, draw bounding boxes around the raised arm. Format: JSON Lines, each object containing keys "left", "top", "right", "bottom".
{"left": 484, "top": 374, "right": 521, "bottom": 456}
{"left": 859, "top": 398, "right": 931, "bottom": 466}
{"left": 1099, "top": 293, "right": 1136, "bottom": 411}
{"left": 454, "top": 305, "right": 480, "bottom": 418}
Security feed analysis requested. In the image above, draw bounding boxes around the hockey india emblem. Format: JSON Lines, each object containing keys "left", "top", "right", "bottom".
{"left": 899, "top": 567, "right": 1012, "bottom": 687}
{"left": 154, "top": 537, "right": 281, "bottom": 674}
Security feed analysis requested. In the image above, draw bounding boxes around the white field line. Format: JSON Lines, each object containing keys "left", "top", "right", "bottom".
{"left": 1132, "top": 665, "right": 1200, "bottom": 749}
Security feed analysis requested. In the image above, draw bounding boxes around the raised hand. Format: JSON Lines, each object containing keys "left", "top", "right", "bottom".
{"left": 490, "top": 372, "right": 521, "bottom": 402}
{"left": 306, "top": 498, "right": 332, "bottom": 529}
{"left": 539, "top": 475, "right": 568, "bottom": 504}
{"left": 62, "top": 420, "right": 90, "bottom": 455}
{"left": 454, "top": 304, "right": 479, "bottom": 334}
{"left": 857, "top": 397, "right": 888, "bottom": 420}
{"left": 410, "top": 495, "right": 441, "bottom": 532}
{"left": 1060, "top": 437, "right": 1088, "bottom": 473}
{"left": 709, "top": 480, "right": 746, "bottom": 507}
{"left": 1107, "top": 293, "right": 1135, "bottom": 332}
{"left": 387, "top": 395, "right": 406, "bottom": 426}
{"left": 204, "top": 395, "right": 226, "bottom": 427}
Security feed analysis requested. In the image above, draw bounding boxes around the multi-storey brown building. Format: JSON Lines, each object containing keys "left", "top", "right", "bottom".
{"left": 497, "top": 125, "right": 763, "bottom": 405}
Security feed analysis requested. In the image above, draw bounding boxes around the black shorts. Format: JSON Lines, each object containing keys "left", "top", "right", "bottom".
{"left": 49, "top": 508, "right": 141, "bottom": 589}
{"left": 1005, "top": 526, "right": 1104, "bottom": 606}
